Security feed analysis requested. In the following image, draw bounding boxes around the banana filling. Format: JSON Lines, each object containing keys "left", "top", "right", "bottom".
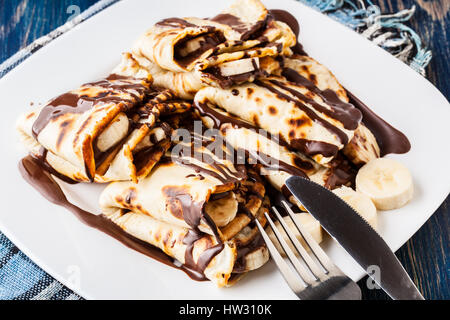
{"left": 204, "top": 57, "right": 262, "bottom": 88}
{"left": 204, "top": 191, "right": 238, "bottom": 227}
{"left": 219, "top": 58, "right": 260, "bottom": 77}
{"left": 94, "top": 113, "right": 131, "bottom": 171}
{"left": 96, "top": 113, "right": 130, "bottom": 153}
{"left": 132, "top": 126, "right": 171, "bottom": 173}
{"left": 175, "top": 33, "right": 224, "bottom": 65}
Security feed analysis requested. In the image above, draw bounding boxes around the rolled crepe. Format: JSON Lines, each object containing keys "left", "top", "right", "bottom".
{"left": 105, "top": 209, "right": 236, "bottom": 287}
{"left": 100, "top": 89, "right": 193, "bottom": 182}
{"left": 282, "top": 55, "right": 380, "bottom": 165}
{"left": 17, "top": 75, "right": 153, "bottom": 182}
{"left": 100, "top": 126, "right": 266, "bottom": 241}
{"left": 16, "top": 75, "right": 192, "bottom": 183}
{"left": 128, "top": 0, "right": 295, "bottom": 96}
{"left": 192, "top": 88, "right": 356, "bottom": 196}
{"left": 193, "top": 69, "right": 364, "bottom": 165}
{"left": 104, "top": 200, "right": 269, "bottom": 287}
{"left": 124, "top": 50, "right": 281, "bottom": 100}
{"left": 100, "top": 127, "right": 269, "bottom": 286}
{"left": 134, "top": 0, "right": 294, "bottom": 71}
{"left": 221, "top": 124, "right": 356, "bottom": 190}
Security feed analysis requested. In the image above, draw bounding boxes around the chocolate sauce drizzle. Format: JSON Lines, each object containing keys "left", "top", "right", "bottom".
{"left": 170, "top": 128, "right": 247, "bottom": 184}
{"left": 85, "top": 75, "right": 149, "bottom": 100}
{"left": 268, "top": 9, "right": 307, "bottom": 55}
{"left": 203, "top": 65, "right": 265, "bottom": 89}
{"left": 282, "top": 67, "right": 410, "bottom": 156}
{"left": 156, "top": 18, "right": 198, "bottom": 28}
{"left": 255, "top": 79, "right": 344, "bottom": 157}
{"left": 195, "top": 101, "right": 255, "bottom": 130}
{"left": 32, "top": 75, "right": 149, "bottom": 139}
{"left": 245, "top": 149, "right": 308, "bottom": 179}
{"left": 193, "top": 101, "right": 315, "bottom": 177}
{"left": 211, "top": 13, "right": 268, "bottom": 41}
{"left": 274, "top": 72, "right": 362, "bottom": 130}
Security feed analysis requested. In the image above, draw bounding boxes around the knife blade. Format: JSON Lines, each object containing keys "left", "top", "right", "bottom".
{"left": 285, "top": 176, "right": 424, "bottom": 300}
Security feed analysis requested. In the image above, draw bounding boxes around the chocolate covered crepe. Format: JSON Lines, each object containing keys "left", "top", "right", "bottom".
{"left": 192, "top": 54, "right": 374, "bottom": 213}
{"left": 16, "top": 74, "right": 193, "bottom": 183}
{"left": 193, "top": 53, "right": 384, "bottom": 167}
{"left": 282, "top": 55, "right": 381, "bottom": 165}
{"left": 123, "top": 0, "right": 295, "bottom": 98}
{"left": 194, "top": 78, "right": 363, "bottom": 165}
{"left": 218, "top": 123, "right": 355, "bottom": 191}
{"left": 100, "top": 125, "right": 269, "bottom": 286}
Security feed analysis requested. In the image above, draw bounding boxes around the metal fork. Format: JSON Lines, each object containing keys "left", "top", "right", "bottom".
{"left": 255, "top": 200, "right": 361, "bottom": 300}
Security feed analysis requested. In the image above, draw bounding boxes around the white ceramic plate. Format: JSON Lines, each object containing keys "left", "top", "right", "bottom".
{"left": 0, "top": 0, "right": 449, "bottom": 299}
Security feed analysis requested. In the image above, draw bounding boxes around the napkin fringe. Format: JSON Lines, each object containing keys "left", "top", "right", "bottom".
{"left": 302, "top": 0, "right": 432, "bottom": 75}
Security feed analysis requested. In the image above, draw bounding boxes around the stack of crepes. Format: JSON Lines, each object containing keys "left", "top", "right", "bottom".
{"left": 16, "top": 0, "right": 385, "bottom": 287}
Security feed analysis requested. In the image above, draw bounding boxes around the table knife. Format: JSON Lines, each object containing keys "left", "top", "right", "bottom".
{"left": 285, "top": 176, "right": 424, "bottom": 300}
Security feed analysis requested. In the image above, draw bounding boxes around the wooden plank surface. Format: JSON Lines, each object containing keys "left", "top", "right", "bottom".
{"left": 0, "top": 0, "right": 448, "bottom": 300}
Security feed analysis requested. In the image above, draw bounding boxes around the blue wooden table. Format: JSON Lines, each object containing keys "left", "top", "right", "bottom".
{"left": 0, "top": 0, "right": 448, "bottom": 300}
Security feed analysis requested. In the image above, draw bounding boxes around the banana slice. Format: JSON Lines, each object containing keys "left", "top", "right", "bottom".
{"left": 266, "top": 213, "right": 322, "bottom": 256}
{"left": 96, "top": 113, "right": 129, "bottom": 152}
{"left": 356, "top": 158, "right": 414, "bottom": 210}
{"left": 178, "top": 36, "right": 206, "bottom": 57}
{"left": 343, "top": 124, "right": 380, "bottom": 165}
{"left": 204, "top": 192, "right": 238, "bottom": 227}
{"left": 333, "top": 186, "right": 377, "bottom": 229}
{"left": 219, "top": 58, "right": 259, "bottom": 77}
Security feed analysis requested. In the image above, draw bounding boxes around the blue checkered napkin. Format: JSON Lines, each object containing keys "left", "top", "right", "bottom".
{"left": 0, "top": 234, "right": 81, "bottom": 300}
{"left": 0, "top": 0, "right": 431, "bottom": 300}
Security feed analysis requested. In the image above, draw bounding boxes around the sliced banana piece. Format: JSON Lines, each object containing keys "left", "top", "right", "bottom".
{"left": 343, "top": 124, "right": 380, "bottom": 165}
{"left": 356, "top": 158, "right": 413, "bottom": 211}
{"left": 96, "top": 113, "right": 129, "bottom": 152}
{"left": 333, "top": 186, "right": 377, "bottom": 229}
{"left": 219, "top": 58, "right": 259, "bottom": 77}
{"left": 266, "top": 213, "right": 322, "bottom": 257}
{"left": 178, "top": 36, "right": 206, "bottom": 57}
{"left": 235, "top": 246, "right": 269, "bottom": 273}
{"left": 204, "top": 192, "right": 238, "bottom": 227}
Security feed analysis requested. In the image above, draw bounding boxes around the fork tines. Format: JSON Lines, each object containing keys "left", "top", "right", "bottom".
{"left": 255, "top": 200, "right": 359, "bottom": 299}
